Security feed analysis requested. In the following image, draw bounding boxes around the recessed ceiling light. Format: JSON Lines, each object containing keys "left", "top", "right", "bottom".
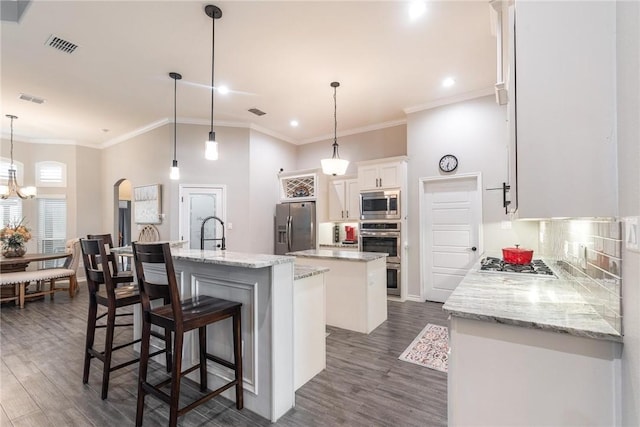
{"left": 290, "top": 120, "right": 299, "bottom": 127}
{"left": 442, "top": 77, "right": 456, "bottom": 88}
{"left": 217, "top": 85, "right": 230, "bottom": 95}
{"left": 409, "top": 1, "right": 427, "bottom": 21}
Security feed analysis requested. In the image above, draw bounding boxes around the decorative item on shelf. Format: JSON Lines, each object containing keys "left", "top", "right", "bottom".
{"left": 292, "top": 185, "right": 310, "bottom": 198}
{"left": 204, "top": 4, "right": 222, "bottom": 161}
{"left": 1, "top": 115, "right": 37, "bottom": 199}
{"left": 0, "top": 218, "right": 31, "bottom": 258}
{"left": 321, "top": 82, "right": 349, "bottom": 176}
{"left": 169, "top": 72, "right": 182, "bottom": 180}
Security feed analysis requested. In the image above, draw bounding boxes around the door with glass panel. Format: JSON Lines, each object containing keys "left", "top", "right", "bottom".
{"left": 179, "top": 186, "right": 225, "bottom": 250}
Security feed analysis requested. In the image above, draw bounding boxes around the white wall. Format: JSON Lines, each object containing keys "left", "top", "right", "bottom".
{"left": 101, "top": 123, "right": 256, "bottom": 252}
{"left": 406, "top": 95, "right": 538, "bottom": 299}
{"left": 249, "top": 129, "right": 297, "bottom": 254}
{"left": 617, "top": 0, "right": 640, "bottom": 424}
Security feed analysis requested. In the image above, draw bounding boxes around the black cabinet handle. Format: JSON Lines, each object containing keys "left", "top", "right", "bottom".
{"left": 471, "top": 246, "right": 477, "bottom": 252}
{"left": 502, "top": 182, "right": 511, "bottom": 214}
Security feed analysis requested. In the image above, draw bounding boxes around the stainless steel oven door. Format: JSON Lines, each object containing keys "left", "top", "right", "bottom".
{"left": 359, "top": 232, "right": 400, "bottom": 263}
{"left": 386, "top": 262, "right": 401, "bottom": 296}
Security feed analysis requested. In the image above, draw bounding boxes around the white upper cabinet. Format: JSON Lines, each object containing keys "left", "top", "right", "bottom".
{"left": 358, "top": 160, "right": 404, "bottom": 191}
{"left": 512, "top": 0, "right": 617, "bottom": 218}
{"left": 328, "top": 178, "right": 359, "bottom": 221}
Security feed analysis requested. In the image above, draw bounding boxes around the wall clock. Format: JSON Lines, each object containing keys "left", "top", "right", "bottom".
{"left": 439, "top": 154, "right": 458, "bottom": 172}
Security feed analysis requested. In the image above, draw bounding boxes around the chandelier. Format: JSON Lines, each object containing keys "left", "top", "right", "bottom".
{"left": 1, "top": 115, "right": 36, "bottom": 199}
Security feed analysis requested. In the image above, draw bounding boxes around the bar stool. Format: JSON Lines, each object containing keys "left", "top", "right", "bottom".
{"left": 87, "top": 233, "right": 134, "bottom": 284}
{"left": 131, "top": 242, "right": 243, "bottom": 427}
{"left": 80, "top": 238, "right": 172, "bottom": 400}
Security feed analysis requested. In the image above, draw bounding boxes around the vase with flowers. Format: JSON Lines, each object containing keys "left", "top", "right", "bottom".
{"left": 0, "top": 218, "right": 31, "bottom": 258}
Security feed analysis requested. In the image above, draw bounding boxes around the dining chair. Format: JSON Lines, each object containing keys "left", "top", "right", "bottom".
{"left": 86, "top": 233, "right": 134, "bottom": 285}
{"left": 80, "top": 238, "right": 172, "bottom": 400}
{"left": 47, "top": 238, "right": 81, "bottom": 298}
{"left": 131, "top": 241, "right": 243, "bottom": 427}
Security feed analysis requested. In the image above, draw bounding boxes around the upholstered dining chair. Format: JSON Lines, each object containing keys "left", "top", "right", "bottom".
{"left": 48, "top": 238, "right": 81, "bottom": 298}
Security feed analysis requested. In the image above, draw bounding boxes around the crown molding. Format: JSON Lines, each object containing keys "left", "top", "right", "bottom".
{"left": 403, "top": 87, "right": 495, "bottom": 114}
{"left": 299, "top": 118, "right": 407, "bottom": 145}
{"left": 100, "top": 118, "right": 170, "bottom": 149}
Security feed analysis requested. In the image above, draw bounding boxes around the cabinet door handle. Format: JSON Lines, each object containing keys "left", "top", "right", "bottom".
{"left": 346, "top": 210, "right": 349, "bottom": 218}
{"left": 341, "top": 210, "right": 344, "bottom": 218}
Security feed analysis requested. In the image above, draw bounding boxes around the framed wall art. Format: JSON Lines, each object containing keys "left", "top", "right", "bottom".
{"left": 134, "top": 184, "right": 162, "bottom": 224}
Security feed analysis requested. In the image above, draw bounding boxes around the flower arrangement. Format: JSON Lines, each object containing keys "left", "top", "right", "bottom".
{"left": 0, "top": 218, "right": 31, "bottom": 257}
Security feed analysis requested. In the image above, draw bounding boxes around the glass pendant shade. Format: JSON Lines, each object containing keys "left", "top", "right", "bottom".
{"left": 170, "top": 160, "right": 180, "bottom": 180}
{"left": 321, "top": 157, "right": 349, "bottom": 176}
{"left": 1, "top": 115, "right": 36, "bottom": 199}
{"left": 205, "top": 132, "right": 218, "bottom": 160}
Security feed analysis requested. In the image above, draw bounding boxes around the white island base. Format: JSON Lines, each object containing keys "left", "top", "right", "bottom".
{"left": 132, "top": 249, "right": 296, "bottom": 423}
{"left": 289, "top": 250, "right": 387, "bottom": 334}
{"left": 448, "top": 316, "right": 622, "bottom": 426}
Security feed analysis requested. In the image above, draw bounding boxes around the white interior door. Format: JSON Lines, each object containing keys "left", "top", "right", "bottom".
{"left": 421, "top": 174, "right": 482, "bottom": 302}
{"left": 179, "top": 185, "right": 225, "bottom": 250}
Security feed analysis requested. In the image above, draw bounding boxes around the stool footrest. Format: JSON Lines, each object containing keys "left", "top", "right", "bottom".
{"left": 206, "top": 353, "right": 235, "bottom": 370}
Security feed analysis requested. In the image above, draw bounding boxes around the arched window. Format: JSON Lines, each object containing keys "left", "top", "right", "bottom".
{"left": 35, "top": 161, "right": 67, "bottom": 187}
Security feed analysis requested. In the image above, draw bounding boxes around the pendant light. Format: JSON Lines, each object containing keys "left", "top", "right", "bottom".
{"left": 169, "top": 72, "right": 182, "bottom": 180}
{"left": 204, "top": 4, "right": 222, "bottom": 161}
{"left": 0, "top": 115, "right": 36, "bottom": 199}
{"left": 321, "top": 82, "right": 349, "bottom": 176}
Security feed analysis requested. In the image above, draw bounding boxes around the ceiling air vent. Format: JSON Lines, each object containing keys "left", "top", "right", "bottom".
{"left": 19, "top": 93, "right": 46, "bottom": 104}
{"left": 45, "top": 35, "right": 79, "bottom": 54}
{"left": 248, "top": 108, "right": 266, "bottom": 116}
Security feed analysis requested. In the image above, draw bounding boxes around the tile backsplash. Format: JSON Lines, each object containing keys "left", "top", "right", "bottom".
{"left": 539, "top": 219, "right": 622, "bottom": 334}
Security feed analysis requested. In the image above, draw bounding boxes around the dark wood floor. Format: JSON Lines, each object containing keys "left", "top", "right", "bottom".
{"left": 0, "top": 287, "right": 448, "bottom": 426}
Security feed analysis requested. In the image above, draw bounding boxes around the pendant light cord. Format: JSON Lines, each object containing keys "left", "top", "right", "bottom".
{"left": 210, "top": 13, "right": 215, "bottom": 135}
{"left": 333, "top": 85, "right": 339, "bottom": 158}
{"left": 9, "top": 116, "right": 14, "bottom": 165}
{"left": 173, "top": 76, "right": 178, "bottom": 161}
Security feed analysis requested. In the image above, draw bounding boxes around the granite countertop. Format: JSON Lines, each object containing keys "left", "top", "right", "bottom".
{"left": 287, "top": 249, "right": 387, "bottom": 262}
{"left": 319, "top": 243, "right": 359, "bottom": 249}
{"left": 443, "top": 257, "right": 622, "bottom": 342}
{"left": 113, "top": 245, "right": 294, "bottom": 269}
{"left": 294, "top": 264, "right": 330, "bottom": 280}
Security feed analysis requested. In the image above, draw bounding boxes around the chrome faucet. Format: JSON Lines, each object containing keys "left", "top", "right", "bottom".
{"left": 200, "top": 215, "right": 226, "bottom": 250}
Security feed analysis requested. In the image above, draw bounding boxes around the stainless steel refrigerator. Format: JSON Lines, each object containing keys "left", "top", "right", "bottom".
{"left": 274, "top": 202, "right": 316, "bottom": 255}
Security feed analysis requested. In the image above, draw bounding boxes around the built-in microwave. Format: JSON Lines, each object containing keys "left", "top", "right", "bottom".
{"left": 360, "top": 190, "right": 400, "bottom": 220}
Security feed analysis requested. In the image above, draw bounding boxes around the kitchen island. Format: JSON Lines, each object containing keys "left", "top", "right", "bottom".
{"left": 118, "top": 247, "right": 296, "bottom": 423}
{"left": 287, "top": 249, "right": 387, "bottom": 334}
{"left": 443, "top": 258, "right": 622, "bottom": 426}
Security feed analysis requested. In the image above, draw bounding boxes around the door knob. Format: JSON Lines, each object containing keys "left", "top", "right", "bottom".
{"left": 471, "top": 246, "right": 477, "bottom": 251}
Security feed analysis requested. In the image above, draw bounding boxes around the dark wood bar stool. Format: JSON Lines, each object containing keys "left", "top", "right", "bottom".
{"left": 80, "top": 238, "right": 172, "bottom": 400}
{"left": 86, "top": 233, "right": 134, "bottom": 284}
{"left": 131, "top": 242, "right": 243, "bottom": 427}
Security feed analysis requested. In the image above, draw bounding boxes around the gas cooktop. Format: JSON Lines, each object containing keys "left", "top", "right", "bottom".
{"left": 479, "top": 257, "right": 556, "bottom": 277}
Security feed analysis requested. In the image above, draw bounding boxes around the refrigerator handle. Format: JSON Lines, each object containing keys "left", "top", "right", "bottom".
{"left": 287, "top": 215, "right": 293, "bottom": 251}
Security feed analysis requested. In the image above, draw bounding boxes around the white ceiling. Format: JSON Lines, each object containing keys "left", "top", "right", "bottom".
{"left": 1, "top": 1, "right": 497, "bottom": 148}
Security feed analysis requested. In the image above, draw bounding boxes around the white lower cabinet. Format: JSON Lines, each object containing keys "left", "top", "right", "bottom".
{"left": 448, "top": 316, "right": 621, "bottom": 426}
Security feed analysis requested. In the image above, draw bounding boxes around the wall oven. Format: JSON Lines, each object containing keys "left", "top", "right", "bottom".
{"left": 360, "top": 222, "right": 401, "bottom": 296}
{"left": 360, "top": 190, "right": 400, "bottom": 220}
